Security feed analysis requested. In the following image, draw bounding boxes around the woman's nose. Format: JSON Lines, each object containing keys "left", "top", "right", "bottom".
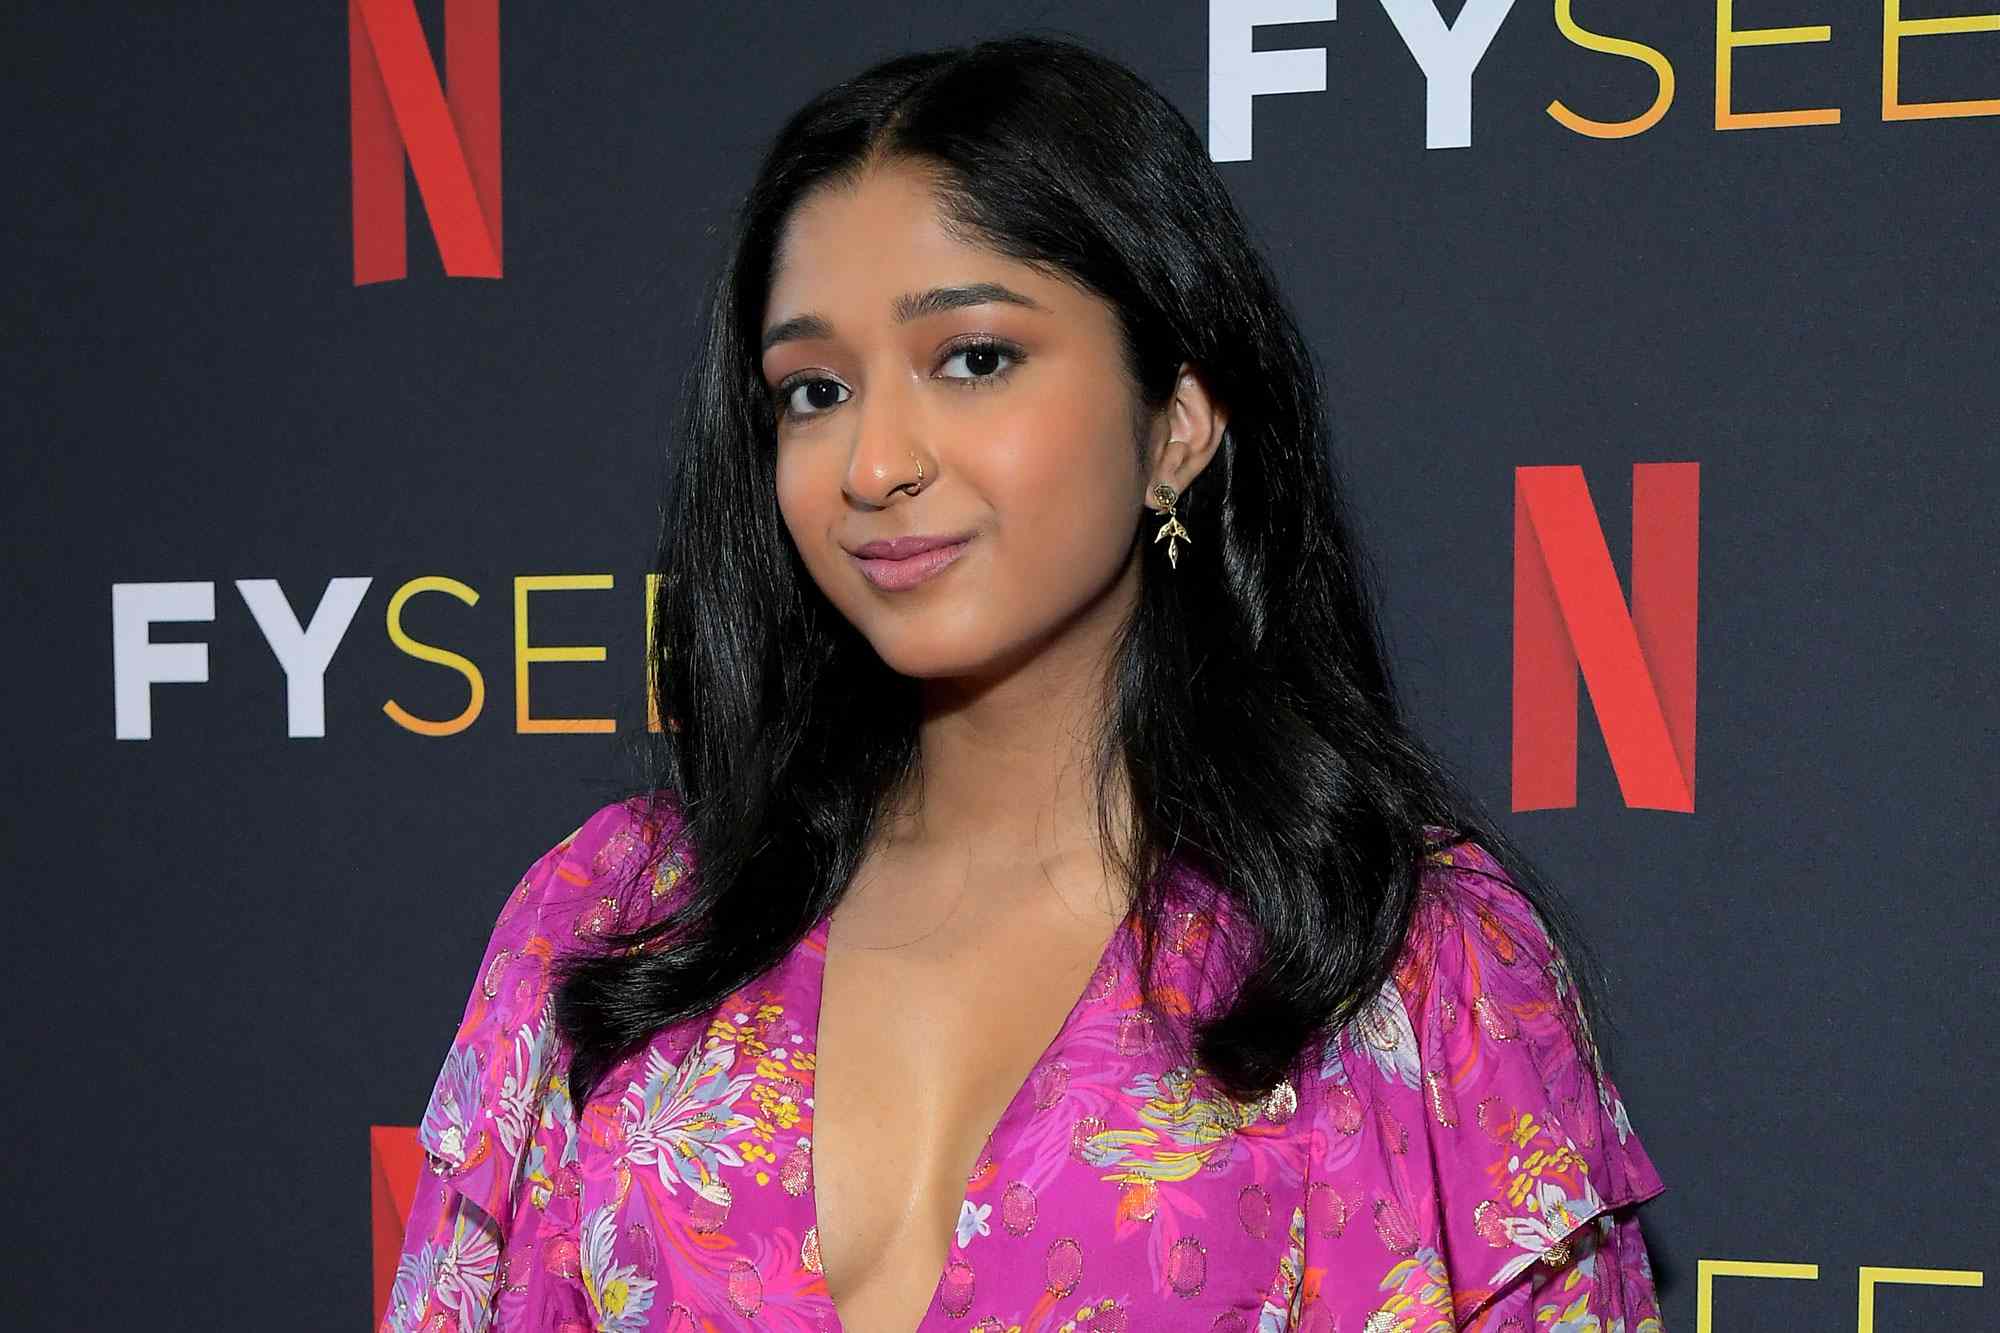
{"left": 842, "top": 372, "right": 928, "bottom": 507}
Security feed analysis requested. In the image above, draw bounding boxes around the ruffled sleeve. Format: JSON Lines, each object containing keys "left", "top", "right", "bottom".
{"left": 378, "top": 794, "right": 692, "bottom": 1333}
{"left": 1293, "top": 837, "right": 1666, "bottom": 1332}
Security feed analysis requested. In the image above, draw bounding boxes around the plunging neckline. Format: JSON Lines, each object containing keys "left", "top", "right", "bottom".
{"left": 796, "top": 888, "right": 1152, "bottom": 1333}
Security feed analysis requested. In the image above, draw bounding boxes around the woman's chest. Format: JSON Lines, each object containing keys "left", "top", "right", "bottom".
{"left": 565, "top": 917, "right": 1317, "bottom": 1331}
{"left": 808, "top": 918, "right": 1132, "bottom": 1330}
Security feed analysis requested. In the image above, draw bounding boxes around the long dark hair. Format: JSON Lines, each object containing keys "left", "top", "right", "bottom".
{"left": 554, "top": 32, "right": 1622, "bottom": 1111}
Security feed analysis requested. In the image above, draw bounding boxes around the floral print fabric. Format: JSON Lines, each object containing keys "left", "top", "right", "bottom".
{"left": 382, "top": 797, "right": 1666, "bottom": 1332}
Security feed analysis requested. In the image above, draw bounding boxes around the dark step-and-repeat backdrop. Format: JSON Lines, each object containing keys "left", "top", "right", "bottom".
{"left": 9, "top": 3, "right": 1994, "bottom": 1330}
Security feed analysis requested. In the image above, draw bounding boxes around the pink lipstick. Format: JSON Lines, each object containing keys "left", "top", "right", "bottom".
{"left": 847, "top": 532, "right": 974, "bottom": 591}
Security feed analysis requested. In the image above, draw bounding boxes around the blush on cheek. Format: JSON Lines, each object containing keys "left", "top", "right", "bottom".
{"left": 1019, "top": 505, "right": 1127, "bottom": 592}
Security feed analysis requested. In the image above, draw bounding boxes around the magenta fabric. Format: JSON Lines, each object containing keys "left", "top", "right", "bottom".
{"left": 381, "top": 797, "right": 1667, "bottom": 1332}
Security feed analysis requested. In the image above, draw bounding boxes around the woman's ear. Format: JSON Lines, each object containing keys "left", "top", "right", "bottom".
{"left": 1148, "top": 362, "right": 1227, "bottom": 493}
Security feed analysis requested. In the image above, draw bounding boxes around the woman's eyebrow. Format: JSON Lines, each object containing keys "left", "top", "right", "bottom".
{"left": 760, "top": 282, "right": 1048, "bottom": 356}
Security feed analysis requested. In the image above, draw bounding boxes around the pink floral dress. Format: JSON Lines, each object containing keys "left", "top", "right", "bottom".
{"left": 382, "top": 796, "right": 1666, "bottom": 1332}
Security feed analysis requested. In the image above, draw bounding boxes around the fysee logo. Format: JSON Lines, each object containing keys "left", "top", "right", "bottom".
{"left": 1208, "top": 0, "right": 2000, "bottom": 158}
{"left": 350, "top": 0, "right": 502, "bottom": 283}
{"left": 108, "top": 574, "right": 684, "bottom": 740}
{"left": 1697, "top": 1260, "right": 1984, "bottom": 1331}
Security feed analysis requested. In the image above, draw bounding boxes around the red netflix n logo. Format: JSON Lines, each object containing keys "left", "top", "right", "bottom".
{"left": 371, "top": 1124, "right": 423, "bottom": 1322}
{"left": 349, "top": 0, "right": 502, "bottom": 284}
{"left": 1513, "top": 464, "right": 1699, "bottom": 812}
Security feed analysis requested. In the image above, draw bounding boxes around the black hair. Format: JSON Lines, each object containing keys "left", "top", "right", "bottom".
{"left": 553, "top": 31, "right": 1623, "bottom": 1111}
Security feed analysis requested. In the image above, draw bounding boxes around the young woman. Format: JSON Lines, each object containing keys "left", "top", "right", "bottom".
{"left": 383, "top": 34, "right": 1666, "bottom": 1333}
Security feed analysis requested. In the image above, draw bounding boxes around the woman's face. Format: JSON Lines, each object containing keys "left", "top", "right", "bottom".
{"left": 760, "top": 160, "right": 1219, "bottom": 685}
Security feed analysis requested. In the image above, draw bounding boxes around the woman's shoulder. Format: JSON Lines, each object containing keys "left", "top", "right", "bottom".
{"left": 1404, "top": 831, "right": 1572, "bottom": 997}
{"left": 482, "top": 791, "right": 694, "bottom": 950}
{"left": 1302, "top": 828, "right": 1666, "bottom": 1316}
{"left": 409, "top": 790, "right": 694, "bottom": 1216}
{"left": 1383, "top": 830, "right": 1614, "bottom": 1114}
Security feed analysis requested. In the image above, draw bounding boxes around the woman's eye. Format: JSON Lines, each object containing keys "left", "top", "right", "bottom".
{"left": 777, "top": 377, "right": 850, "bottom": 420}
{"left": 940, "top": 340, "right": 1020, "bottom": 382}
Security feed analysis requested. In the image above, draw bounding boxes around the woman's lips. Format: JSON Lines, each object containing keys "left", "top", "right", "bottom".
{"left": 851, "top": 537, "right": 972, "bottom": 590}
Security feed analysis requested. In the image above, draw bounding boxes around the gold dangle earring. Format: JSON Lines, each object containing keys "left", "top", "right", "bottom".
{"left": 1150, "top": 482, "right": 1191, "bottom": 570}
